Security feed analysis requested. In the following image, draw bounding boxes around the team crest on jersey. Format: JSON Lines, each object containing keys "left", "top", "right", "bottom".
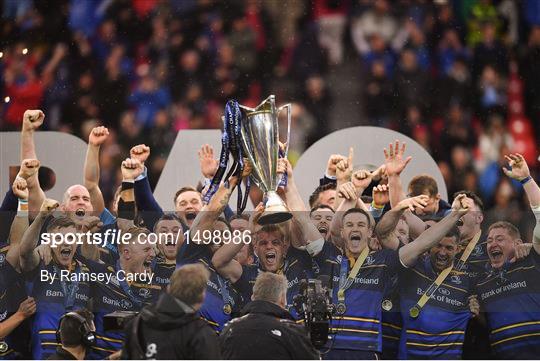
{"left": 450, "top": 275, "right": 462, "bottom": 284}
{"left": 121, "top": 299, "right": 133, "bottom": 309}
{"left": 336, "top": 255, "right": 343, "bottom": 264}
{"left": 66, "top": 283, "right": 79, "bottom": 294}
{"left": 472, "top": 244, "right": 484, "bottom": 256}
{"left": 365, "top": 256, "right": 375, "bottom": 266}
{"left": 438, "top": 288, "right": 451, "bottom": 296}
{"left": 0, "top": 253, "right": 5, "bottom": 265}
{"left": 138, "top": 288, "right": 151, "bottom": 298}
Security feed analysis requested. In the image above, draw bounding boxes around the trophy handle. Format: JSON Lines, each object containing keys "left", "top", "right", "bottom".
{"left": 277, "top": 103, "right": 292, "bottom": 159}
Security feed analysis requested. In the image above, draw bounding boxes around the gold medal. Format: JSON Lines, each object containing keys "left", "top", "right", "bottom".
{"left": 409, "top": 305, "right": 420, "bottom": 318}
{"left": 223, "top": 304, "right": 232, "bottom": 315}
{"left": 382, "top": 299, "right": 393, "bottom": 311}
{"left": 0, "top": 341, "right": 8, "bottom": 353}
{"left": 336, "top": 302, "right": 347, "bottom": 315}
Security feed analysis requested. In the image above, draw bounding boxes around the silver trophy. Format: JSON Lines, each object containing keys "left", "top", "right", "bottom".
{"left": 238, "top": 95, "right": 292, "bottom": 225}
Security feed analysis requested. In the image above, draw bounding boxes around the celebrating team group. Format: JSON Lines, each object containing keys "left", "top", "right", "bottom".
{"left": 1, "top": 109, "right": 540, "bottom": 360}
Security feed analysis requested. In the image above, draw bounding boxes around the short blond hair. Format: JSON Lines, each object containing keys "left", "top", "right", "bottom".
{"left": 488, "top": 221, "right": 521, "bottom": 240}
{"left": 118, "top": 226, "right": 150, "bottom": 252}
{"left": 169, "top": 264, "right": 210, "bottom": 307}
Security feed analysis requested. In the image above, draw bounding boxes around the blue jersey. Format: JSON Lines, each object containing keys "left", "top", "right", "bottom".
{"left": 152, "top": 260, "right": 174, "bottom": 288}
{"left": 381, "top": 275, "right": 401, "bottom": 360}
{"left": 176, "top": 239, "right": 212, "bottom": 266}
{"left": 87, "top": 259, "right": 161, "bottom": 357}
{"left": 27, "top": 260, "right": 91, "bottom": 360}
{"left": 460, "top": 238, "right": 490, "bottom": 280}
{"left": 476, "top": 251, "right": 540, "bottom": 359}
{"left": 314, "top": 241, "right": 399, "bottom": 353}
{"left": 177, "top": 241, "right": 243, "bottom": 332}
{"left": 234, "top": 248, "right": 313, "bottom": 318}
{"left": 197, "top": 258, "right": 243, "bottom": 333}
{"left": 0, "top": 250, "right": 29, "bottom": 360}
{"left": 398, "top": 256, "right": 473, "bottom": 359}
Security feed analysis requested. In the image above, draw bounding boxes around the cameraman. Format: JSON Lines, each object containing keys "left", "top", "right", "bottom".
{"left": 121, "top": 264, "right": 221, "bottom": 359}
{"left": 48, "top": 309, "right": 96, "bottom": 360}
{"left": 220, "top": 272, "right": 319, "bottom": 360}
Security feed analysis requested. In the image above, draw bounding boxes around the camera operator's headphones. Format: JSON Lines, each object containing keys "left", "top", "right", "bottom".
{"left": 56, "top": 312, "right": 96, "bottom": 348}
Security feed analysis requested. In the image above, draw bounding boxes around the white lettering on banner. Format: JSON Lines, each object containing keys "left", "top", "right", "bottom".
{"left": 0, "top": 128, "right": 447, "bottom": 206}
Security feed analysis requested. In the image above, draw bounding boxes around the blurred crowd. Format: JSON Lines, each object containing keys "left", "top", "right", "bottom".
{"left": 1, "top": 0, "right": 539, "bottom": 231}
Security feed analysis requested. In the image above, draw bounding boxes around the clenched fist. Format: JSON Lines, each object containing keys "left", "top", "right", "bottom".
{"left": 40, "top": 198, "right": 59, "bottom": 215}
{"left": 121, "top": 158, "right": 144, "bottom": 181}
{"left": 89, "top": 126, "right": 109, "bottom": 146}
{"left": 22, "top": 110, "right": 45, "bottom": 131}
{"left": 18, "top": 159, "right": 40, "bottom": 179}
{"left": 12, "top": 177, "right": 28, "bottom": 200}
{"left": 130, "top": 144, "right": 151, "bottom": 164}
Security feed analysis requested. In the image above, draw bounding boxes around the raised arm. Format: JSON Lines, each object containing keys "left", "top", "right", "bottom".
{"left": 384, "top": 140, "right": 428, "bottom": 238}
{"left": 20, "top": 110, "right": 46, "bottom": 219}
{"left": 375, "top": 195, "right": 429, "bottom": 250}
{"left": 6, "top": 178, "right": 30, "bottom": 271}
{"left": 20, "top": 110, "right": 43, "bottom": 161}
{"left": 19, "top": 198, "right": 59, "bottom": 272}
{"left": 84, "top": 126, "right": 109, "bottom": 215}
{"left": 0, "top": 297, "right": 36, "bottom": 339}
{"left": 131, "top": 145, "right": 164, "bottom": 229}
{"left": 279, "top": 158, "right": 325, "bottom": 251}
{"left": 17, "top": 159, "right": 44, "bottom": 221}
{"left": 213, "top": 203, "right": 263, "bottom": 283}
{"left": 502, "top": 153, "right": 540, "bottom": 251}
{"left": 399, "top": 194, "right": 468, "bottom": 267}
{"left": 384, "top": 140, "right": 411, "bottom": 208}
{"left": 191, "top": 170, "right": 244, "bottom": 242}
{"left": 335, "top": 148, "right": 354, "bottom": 208}
{"left": 116, "top": 158, "right": 140, "bottom": 230}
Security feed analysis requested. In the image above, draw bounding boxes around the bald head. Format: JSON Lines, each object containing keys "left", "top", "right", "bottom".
{"left": 61, "top": 184, "right": 93, "bottom": 214}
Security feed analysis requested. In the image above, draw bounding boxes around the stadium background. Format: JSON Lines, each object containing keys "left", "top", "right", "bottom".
{"left": 1, "top": 0, "right": 539, "bottom": 240}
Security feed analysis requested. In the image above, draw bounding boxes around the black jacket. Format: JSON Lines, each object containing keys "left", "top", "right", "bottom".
{"left": 219, "top": 300, "right": 320, "bottom": 360}
{"left": 47, "top": 347, "right": 78, "bottom": 360}
{"left": 121, "top": 293, "right": 221, "bottom": 360}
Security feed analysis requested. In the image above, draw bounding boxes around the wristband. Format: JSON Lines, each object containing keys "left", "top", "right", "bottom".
{"left": 122, "top": 179, "right": 135, "bottom": 184}
{"left": 134, "top": 166, "right": 148, "bottom": 182}
{"left": 520, "top": 176, "right": 532, "bottom": 185}
{"left": 121, "top": 181, "right": 135, "bottom": 190}
{"left": 17, "top": 199, "right": 28, "bottom": 217}
{"left": 325, "top": 173, "right": 337, "bottom": 180}
{"left": 371, "top": 201, "right": 385, "bottom": 210}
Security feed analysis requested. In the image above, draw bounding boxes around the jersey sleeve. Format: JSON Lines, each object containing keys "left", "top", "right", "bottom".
{"left": 176, "top": 239, "right": 211, "bottom": 266}
{"left": 234, "top": 265, "right": 257, "bottom": 304}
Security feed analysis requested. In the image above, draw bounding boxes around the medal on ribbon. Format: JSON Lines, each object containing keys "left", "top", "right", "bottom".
{"left": 382, "top": 299, "right": 393, "bottom": 311}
